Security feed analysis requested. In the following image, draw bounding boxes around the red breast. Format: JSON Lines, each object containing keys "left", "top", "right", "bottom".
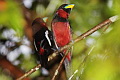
{"left": 52, "top": 22, "right": 71, "bottom": 47}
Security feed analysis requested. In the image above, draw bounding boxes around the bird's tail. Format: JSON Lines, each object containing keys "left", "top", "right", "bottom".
{"left": 64, "top": 58, "right": 72, "bottom": 79}
{"left": 60, "top": 49, "right": 73, "bottom": 79}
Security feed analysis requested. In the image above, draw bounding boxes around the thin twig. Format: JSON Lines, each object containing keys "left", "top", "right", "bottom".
{"left": 16, "top": 15, "right": 119, "bottom": 80}
{"left": 68, "top": 70, "right": 78, "bottom": 80}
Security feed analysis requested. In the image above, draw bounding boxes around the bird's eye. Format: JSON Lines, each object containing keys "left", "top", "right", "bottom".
{"left": 64, "top": 8, "right": 71, "bottom": 14}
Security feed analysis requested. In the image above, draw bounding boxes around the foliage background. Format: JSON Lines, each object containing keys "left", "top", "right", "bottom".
{"left": 0, "top": 0, "right": 120, "bottom": 80}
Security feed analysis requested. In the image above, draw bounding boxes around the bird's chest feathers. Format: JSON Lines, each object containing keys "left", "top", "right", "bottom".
{"left": 52, "top": 22, "right": 71, "bottom": 47}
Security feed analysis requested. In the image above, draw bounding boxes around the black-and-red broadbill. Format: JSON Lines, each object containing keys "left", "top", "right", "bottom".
{"left": 51, "top": 4, "right": 74, "bottom": 63}
{"left": 32, "top": 18, "right": 58, "bottom": 68}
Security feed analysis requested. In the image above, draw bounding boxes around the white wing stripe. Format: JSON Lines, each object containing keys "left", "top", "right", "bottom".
{"left": 54, "top": 39, "right": 59, "bottom": 49}
{"left": 45, "top": 31, "right": 52, "bottom": 46}
{"left": 34, "top": 39, "right": 38, "bottom": 51}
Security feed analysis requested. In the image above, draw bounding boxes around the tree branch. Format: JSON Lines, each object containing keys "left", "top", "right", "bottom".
{"left": 16, "top": 64, "right": 41, "bottom": 80}
{"left": 16, "top": 15, "right": 119, "bottom": 80}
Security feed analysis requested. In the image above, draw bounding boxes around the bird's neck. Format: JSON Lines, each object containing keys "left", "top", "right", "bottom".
{"left": 53, "top": 14, "right": 68, "bottom": 22}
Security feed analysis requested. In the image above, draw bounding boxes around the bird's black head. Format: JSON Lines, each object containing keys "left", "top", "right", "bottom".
{"left": 55, "top": 4, "right": 74, "bottom": 19}
{"left": 58, "top": 4, "right": 74, "bottom": 14}
{"left": 32, "top": 18, "right": 47, "bottom": 35}
{"left": 32, "top": 18, "right": 46, "bottom": 27}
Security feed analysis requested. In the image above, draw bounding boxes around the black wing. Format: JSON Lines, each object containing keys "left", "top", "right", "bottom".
{"left": 33, "top": 28, "right": 58, "bottom": 67}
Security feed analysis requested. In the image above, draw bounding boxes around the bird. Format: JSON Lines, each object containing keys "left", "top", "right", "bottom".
{"left": 32, "top": 17, "right": 58, "bottom": 68}
{"left": 51, "top": 4, "right": 74, "bottom": 63}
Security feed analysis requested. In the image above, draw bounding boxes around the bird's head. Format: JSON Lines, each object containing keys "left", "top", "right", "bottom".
{"left": 32, "top": 17, "right": 48, "bottom": 35}
{"left": 56, "top": 4, "right": 74, "bottom": 19}
{"left": 32, "top": 18, "right": 47, "bottom": 27}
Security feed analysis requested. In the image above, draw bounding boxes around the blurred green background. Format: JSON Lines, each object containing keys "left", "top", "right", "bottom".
{"left": 0, "top": 0, "right": 120, "bottom": 80}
